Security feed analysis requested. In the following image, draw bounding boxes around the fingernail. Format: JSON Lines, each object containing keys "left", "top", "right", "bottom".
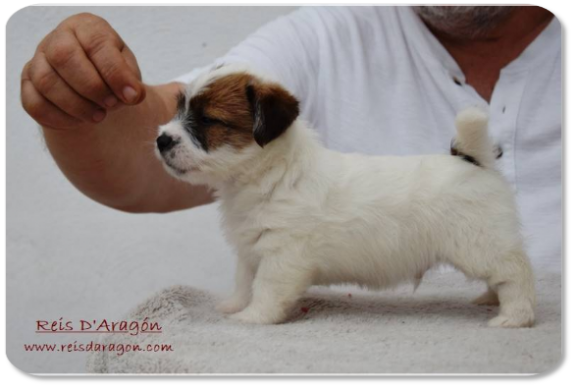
{"left": 104, "top": 95, "right": 118, "bottom": 108}
{"left": 123, "top": 86, "right": 138, "bottom": 103}
{"left": 92, "top": 109, "right": 107, "bottom": 123}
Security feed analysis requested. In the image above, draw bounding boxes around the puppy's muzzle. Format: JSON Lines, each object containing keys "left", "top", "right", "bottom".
{"left": 157, "top": 133, "right": 178, "bottom": 153}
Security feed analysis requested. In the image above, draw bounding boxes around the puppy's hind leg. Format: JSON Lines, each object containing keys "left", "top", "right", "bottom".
{"left": 451, "top": 247, "right": 535, "bottom": 327}
{"left": 230, "top": 251, "right": 313, "bottom": 324}
{"left": 486, "top": 249, "right": 536, "bottom": 328}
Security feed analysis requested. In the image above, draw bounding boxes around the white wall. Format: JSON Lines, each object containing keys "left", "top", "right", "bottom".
{"left": 6, "top": 5, "right": 297, "bottom": 374}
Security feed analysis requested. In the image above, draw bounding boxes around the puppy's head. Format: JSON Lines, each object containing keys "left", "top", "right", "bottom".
{"left": 155, "top": 66, "right": 299, "bottom": 184}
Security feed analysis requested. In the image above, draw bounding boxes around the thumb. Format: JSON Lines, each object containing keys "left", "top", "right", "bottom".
{"left": 121, "top": 45, "right": 146, "bottom": 104}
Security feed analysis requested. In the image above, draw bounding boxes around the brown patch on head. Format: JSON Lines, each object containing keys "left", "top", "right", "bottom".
{"left": 188, "top": 73, "right": 255, "bottom": 150}
{"left": 183, "top": 72, "right": 299, "bottom": 151}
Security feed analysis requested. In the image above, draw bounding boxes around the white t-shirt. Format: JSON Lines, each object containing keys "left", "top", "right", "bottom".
{"left": 176, "top": 6, "right": 562, "bottom": 272}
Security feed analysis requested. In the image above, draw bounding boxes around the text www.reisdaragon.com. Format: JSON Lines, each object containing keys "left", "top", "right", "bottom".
{"left": 23, "top": 341, "right": 174, "bottom": 356}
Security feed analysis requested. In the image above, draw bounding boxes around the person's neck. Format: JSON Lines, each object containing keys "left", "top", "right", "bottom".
{"left": 423, "top": 6, "right": 553, "bottom": 102}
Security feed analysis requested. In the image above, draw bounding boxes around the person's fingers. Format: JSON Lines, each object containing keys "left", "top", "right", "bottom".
{"left": 42, "top": 28, "right": 118, "bottom": 109}
{"left": 28, "top": 52, "right": 107, "bottom": 123}
{"left": 21, "top": 77, "right": 82, "bottom": 130}
{"left": 74, "top": 24, "right": 145, "bottom": 105}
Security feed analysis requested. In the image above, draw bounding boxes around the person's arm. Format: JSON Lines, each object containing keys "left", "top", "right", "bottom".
{"left": 40, "top": 82, "right": 214, "bottom": 213}
{"left": 22, "top": 9, "right": 324, "bottom": 213}
{"left": 21, "top": 13, "right": 213, "bottom": 213}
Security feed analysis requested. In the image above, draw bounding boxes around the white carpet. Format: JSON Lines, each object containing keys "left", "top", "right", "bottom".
{"left": 86, "top": 269, "right": 561, "bottom": 374}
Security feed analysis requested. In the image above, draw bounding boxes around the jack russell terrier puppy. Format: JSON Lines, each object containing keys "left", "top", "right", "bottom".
{"left": 155, "top": 65, "right": 535, "bottom": 328}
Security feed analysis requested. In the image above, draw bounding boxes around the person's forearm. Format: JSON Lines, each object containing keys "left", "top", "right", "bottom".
{"left": 42, "top": 82, "right": 214, "bottom": 212}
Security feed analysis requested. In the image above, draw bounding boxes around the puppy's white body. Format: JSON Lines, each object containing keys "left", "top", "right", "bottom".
{"left": 157, "top": 66, "right": 535, "bottom": 327}
{"left": 216, "top": 121, "right": 533, "bottom": 326}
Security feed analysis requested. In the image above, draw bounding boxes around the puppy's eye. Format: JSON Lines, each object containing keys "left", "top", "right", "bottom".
{"left": 201, "top": 115, "right": 216, "bottom": 125}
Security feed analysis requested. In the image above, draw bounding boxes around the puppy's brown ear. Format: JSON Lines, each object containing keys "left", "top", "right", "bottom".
{"left": 246, "top": 81, "right": 300, "bottom": 148}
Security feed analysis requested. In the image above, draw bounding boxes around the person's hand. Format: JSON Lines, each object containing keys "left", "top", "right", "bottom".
{"left": 21, "top": 13, "right": 146, "bottom": 129}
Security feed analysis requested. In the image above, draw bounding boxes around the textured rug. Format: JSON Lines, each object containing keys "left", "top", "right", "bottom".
{"left": 86, "top": 270, "right": 561, "bottom": 374}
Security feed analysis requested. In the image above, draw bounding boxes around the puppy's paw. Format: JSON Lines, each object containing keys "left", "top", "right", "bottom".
{"left": 216, "top": 296, "right": 249, "bottom": 314}
{"left": 229, "top": 307, "right": 286, "bottom": 325}
{"left": 488, "top": 314, "right": 534, "bottom": 328}
{"left": 472, "top": 290, "right": 500, "bottom": 306}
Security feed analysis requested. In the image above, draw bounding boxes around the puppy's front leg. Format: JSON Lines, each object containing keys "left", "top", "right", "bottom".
{"left": 216, "top": 259, "right": 256, "bottom": 314}
{"left": 230, "top": 253, "right": 312, "bottom": 324}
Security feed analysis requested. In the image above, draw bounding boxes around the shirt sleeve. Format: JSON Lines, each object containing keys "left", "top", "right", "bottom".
{"left": 172, "top": 7, "right": 323, "bottom": 124}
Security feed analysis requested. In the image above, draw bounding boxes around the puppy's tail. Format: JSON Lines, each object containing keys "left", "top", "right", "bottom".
{"left": 451, "top": 107, "right": 497, "bottom": 169}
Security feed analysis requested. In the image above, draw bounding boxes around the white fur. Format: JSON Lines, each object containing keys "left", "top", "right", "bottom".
{"left": 157, "top": 66, "right": 535, "bottom": 328}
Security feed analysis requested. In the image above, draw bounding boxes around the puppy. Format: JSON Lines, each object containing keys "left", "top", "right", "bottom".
{"left": 155, "top": 65, "right": 535, "bottom": 328}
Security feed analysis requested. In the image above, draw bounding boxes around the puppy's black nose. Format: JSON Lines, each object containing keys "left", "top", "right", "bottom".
{"left": 157, "top": 133, "right": 176, "bottom": 152}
